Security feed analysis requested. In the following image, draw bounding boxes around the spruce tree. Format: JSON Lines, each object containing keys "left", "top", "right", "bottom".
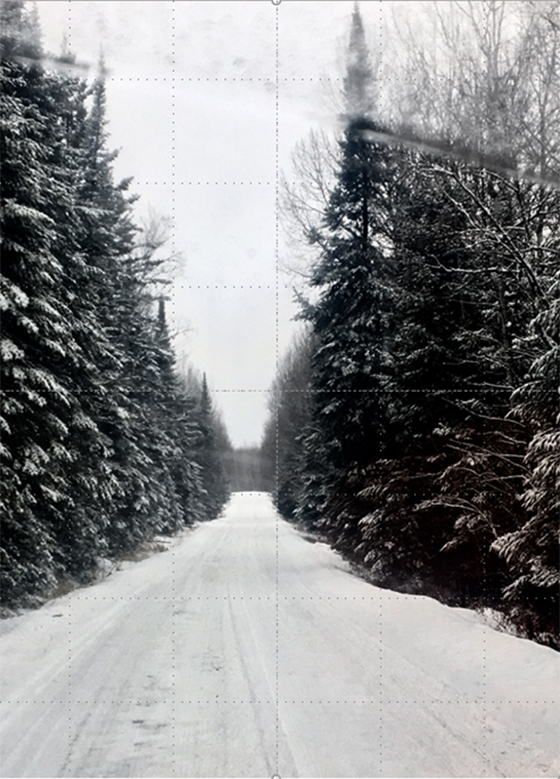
{"left": 194, "top": 375, "right": 230, "bottom": 520}
{"left": 296, "top": 4, "right": 391, "bottom": 532}
{"left": 152, "top": 298, "right": 207, "bottom": 529}
{"left": 343, "top": 1, "right": 375, "bottom": 121}
{"left": 492, "top": 267, "right": 560, "bottom": 644}
{"left": 261, "top": 330, "right": 313, "bottom": 517}
{"left": 0, "top": 51, "right": 116, "bottom": 596}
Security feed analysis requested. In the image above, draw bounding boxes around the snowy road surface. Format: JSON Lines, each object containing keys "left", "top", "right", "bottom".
{"left": 0, "top": 493, "right": 558, "bottom": 778}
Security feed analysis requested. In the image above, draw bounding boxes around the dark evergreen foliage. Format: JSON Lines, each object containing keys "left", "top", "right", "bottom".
{"left": 293, "top": 119, "right": 392, "bottom": 528}
{"left": 193, "top": 375, "right": 231, "bottom": 519}
{"left": 260, "top": 331, "right": 313, "bottom": 516}
{"left": 263, "top": 3, "right": 559, "bottom": 648}
{"left": 0, "top": 3, "right": 230, "bottom": 608}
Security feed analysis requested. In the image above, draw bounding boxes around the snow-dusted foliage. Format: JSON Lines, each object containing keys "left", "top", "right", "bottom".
{"left": 264, "top": 2, "right": 559, "bottom": 648}
{"left": 0, "top": 1, "right": 230, "bottom": 608}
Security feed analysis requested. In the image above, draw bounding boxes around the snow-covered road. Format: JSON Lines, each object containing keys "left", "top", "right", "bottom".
{"left": 0, "top": 493, "right": 558, "bottom": 777}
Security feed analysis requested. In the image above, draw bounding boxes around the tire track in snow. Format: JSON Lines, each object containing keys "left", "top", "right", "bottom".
{"left": 0, "top": 493, "right": 558, "bottom": 777}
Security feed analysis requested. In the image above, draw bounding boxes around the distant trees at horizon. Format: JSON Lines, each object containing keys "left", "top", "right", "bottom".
{"left": 224, "top": 447, "right": 270, "bottom": 493}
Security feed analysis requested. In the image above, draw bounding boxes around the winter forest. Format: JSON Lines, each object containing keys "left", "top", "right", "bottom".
{"left": 1, "top": 0, "right": 559, "bottom": 660}
{"left": 260, "top": 1, "right": 559, "bottom": 648}
{"left": 1, "top": 1, "right": 231, "bottom": 610}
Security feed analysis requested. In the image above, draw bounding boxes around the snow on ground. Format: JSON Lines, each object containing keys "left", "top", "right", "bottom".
{"left": 0, "top": 492, "right": 558, "bottom": 777}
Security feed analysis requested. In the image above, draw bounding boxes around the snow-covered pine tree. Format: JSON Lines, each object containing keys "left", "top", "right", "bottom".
{"left": 260, "top": 329, "right": 313, "bottom": 518}
{"left": 383, "top": 153, "right": 510, "bottom": 443}
{"left": 1, "top": 57, "right": 66, "bottom": 602}
{"left": 492, "top": 266, "right": 560, "bottom": 646}
{"left": 0, "top": 29, "right": 117, "bottom": 596}
{"left": 74, "top": 73, "right": 189, "bottom": 551}
{"left": 355, "top": 146, "right": 556, "bottom": 609}
{"left": 295, "top": 3, "right": 391, "bottom": 539}
{"left": 193, "top": 374, "right": 230, "bottom": 520}
{"left": 152, "top": 298, "right": 209, "bottom": 528}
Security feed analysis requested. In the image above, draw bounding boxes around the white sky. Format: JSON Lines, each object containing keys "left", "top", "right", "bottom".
{"left": 36, "top": 0, "right": 393, "bottom": 447}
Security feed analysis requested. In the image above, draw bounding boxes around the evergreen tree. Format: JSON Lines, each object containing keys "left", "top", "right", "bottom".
{"left": 0, "top": 47, "right": 119, "bottom": 596}
{"left": 261, "top": 330, "right": 313, "bottom": 517}
{"left": 343, "top": 1, "right": 375, "bottom": 121}
{"left": 152, "top": 298, "right": 207, "bottom": 529}
{"left": 1, "top": 59, "right": 66, "bottom": 600}
{"left": 296, "top": 4, "right": 391, "bottom": 530}
{"left": 492, "top": 268, "right": 560, "bottom": 644}
{"left": 194, "top": 375, "right": 230, "bottom": 520}
{"left": 384, "top": 155, "right": 510, "bottom": 443}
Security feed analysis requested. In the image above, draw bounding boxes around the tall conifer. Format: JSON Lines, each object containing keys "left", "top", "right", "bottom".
{"left": 297, "top": 4, "right": 390, "bottom": 525}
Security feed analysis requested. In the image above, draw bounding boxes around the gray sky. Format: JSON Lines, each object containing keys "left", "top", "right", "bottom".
{"left": 36, "top": 1, "right": 391, "bottom": 447}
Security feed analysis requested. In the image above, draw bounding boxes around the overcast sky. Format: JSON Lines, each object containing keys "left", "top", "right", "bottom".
{"left": 36, "top": 1, "right": 396, "bottom": 447}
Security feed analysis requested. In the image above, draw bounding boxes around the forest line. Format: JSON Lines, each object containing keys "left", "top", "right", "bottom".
{"left": 261, "top": 1, "right": 559, "bottom": 648}
{"left": 1, "top": 1, "right": 231, "bottom": 610}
